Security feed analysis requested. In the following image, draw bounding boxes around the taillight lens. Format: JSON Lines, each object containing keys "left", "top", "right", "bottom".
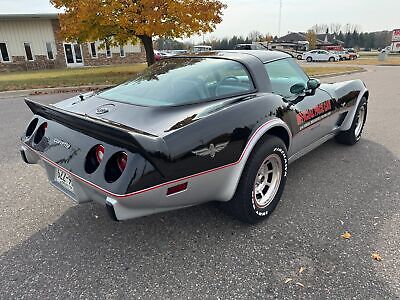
{"left": 117, "top": 152, "right": 128, "bottom": 172}
{"left": 105, "top": 151, "right": 128, "bottom": 183}
{"left": 95, "top": 145, "right": 105, "bottom": 163}
{"left": 85, "top": 144, "right": 104, "bottom": 174}
{"left": 33, "top": 122, "right": 47, "bottom": 144}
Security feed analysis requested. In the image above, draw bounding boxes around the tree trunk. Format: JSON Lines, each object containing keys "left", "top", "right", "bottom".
{"left": 138, "top": 35, "right": 155, "bottom": 66}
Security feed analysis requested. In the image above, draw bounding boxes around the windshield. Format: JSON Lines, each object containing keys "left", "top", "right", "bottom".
{"left": 98, "top": 58, "right": 255, "bottom": 107}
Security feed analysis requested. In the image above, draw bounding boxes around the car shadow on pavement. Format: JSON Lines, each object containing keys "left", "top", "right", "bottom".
{"left": 1, "top": 139, "right": 399, "bottom": 299}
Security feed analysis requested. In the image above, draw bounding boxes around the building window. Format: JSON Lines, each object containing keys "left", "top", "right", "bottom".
{"left": 119, "top": 45, "right": 125, "bottom": 57}
{"left": 24, "top": 42, "right": 34, "bottom": 61}
{"left": 46, "top": 42, "right": 54, "bottom": 60}
{"left": 0, "top": 42, "right": 11, "bottom": 62}
{"left": 106, "top": 43, "right": 112, "bottom": 58}
{"left": 89, "top": 42, "right": 97, "bottom": 58}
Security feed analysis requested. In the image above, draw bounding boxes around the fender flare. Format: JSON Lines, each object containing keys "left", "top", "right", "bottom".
{"left": 340, "top": 87, "right": 369, "bottom": 131}
{"left": 219, "top": 118, "right": 292, "bottom": 201}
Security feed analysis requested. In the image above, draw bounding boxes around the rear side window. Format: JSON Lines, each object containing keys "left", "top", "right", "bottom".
{"left": 99, "top": 58, "right": 255, "bottom": 106}
{"left": 264, "top": 58, "right": 309, "bottom": 98}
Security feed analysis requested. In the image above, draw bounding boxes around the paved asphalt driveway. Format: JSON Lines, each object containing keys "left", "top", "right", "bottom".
{"left": 0, "top": 66, "right": 399, "bottom": 299}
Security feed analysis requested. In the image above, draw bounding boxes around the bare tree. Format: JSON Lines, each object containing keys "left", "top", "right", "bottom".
{"left": 311, "top": 24, "right": 329, "bottom": 34}
{"left": 248, "top": 30, "right": 262, "bottom": 42}
{"left": 330, "top": 23, "right": 342, "bottom": 34}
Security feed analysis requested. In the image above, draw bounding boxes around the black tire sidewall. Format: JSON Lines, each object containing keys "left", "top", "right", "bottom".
{"left": 353, "top": 97, "right": 368, "bottom": 142}
{"left": 235, "top": 137, "right": 288, "bottom": 223}
{"left": 335, "top": 96, "right": 368, "bottom": 145}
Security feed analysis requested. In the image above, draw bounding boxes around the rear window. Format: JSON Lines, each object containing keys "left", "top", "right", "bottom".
{"left": 98, "top": 58, "right": 255, "bottom": 107}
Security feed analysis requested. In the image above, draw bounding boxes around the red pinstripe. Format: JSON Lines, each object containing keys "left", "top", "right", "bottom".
{"left": 24, "top": 119, "right": 277, "bottom": 199}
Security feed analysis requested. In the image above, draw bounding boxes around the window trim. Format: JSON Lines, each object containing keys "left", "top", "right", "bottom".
{"left": 89, "top": 42, "right": 97, "bottom": 58}
{"left": 23, "top": 42, "right": 34, "bottom": 61}
{"left": 45, "top": 42, "right": 55, "bottom": 60}
{"left": 0, "top": 42, "right": 12, "bottom": 63}
{"left": 119, "top": 45, "right": 125, "bottom": 58}
{"left": 263, "top": 57, "right": 310, "bottom": 97}
{"left": 105, "top": 43, "right": 112, "bottom": 58}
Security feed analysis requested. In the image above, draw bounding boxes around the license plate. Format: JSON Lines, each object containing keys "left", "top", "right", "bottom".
{"left": 55, "top": 168, "right": 74, "bottom": 193}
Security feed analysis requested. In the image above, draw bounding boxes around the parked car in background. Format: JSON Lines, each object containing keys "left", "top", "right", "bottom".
{"left": 302, "top": 50, "right": 340, "bottom": 62}
{"left": 154, "top": 50, "right": 175, "bottom": 60}
{"left": 234, "top": 43, "right": 267, "bottom": 50}
{"left": 154, "top": 51, "right": 162, "bottom": 61}
{"left": 333, "top": 51, "right": 351, "bottom": 61}
{"left": 193, "top": 45, "right": 212, "bottom": 52}
{"left": 344, "top": 48, "right": 359, "bottom": 60}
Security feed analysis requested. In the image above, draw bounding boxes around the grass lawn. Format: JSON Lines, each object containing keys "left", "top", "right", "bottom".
{"left": 0, "top": 63, "right": 363, "bottom": 92}
{"left": 302, "top": 66, "right": 363, "bottom": 77}
{"left": 337, "top": 56, "right": 400, "bottom": 66}
{"left": 0, "top": 64, "right": 147, "bottom": 92}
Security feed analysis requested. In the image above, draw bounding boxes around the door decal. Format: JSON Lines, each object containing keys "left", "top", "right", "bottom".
{"left": 296, "top": 100, "right": 333, "bottom": 130}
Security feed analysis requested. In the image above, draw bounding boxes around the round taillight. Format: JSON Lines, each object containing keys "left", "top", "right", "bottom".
{"left": 33, "top": 122, "right": 47, "bottom": 144}
{"left": 104, "top": 151, "right": 128, "bottom": 183}
{"left": 95, "top": 145, "right": 105, "bottom": 163}
{"left": 85, "top": 144, "right": 105, "bottom": 174}
{"left": 26, "top": 118, "right": 38, "bottom": 137}
{"left": 117, "top": 152, "right": 128, "bottom": 172}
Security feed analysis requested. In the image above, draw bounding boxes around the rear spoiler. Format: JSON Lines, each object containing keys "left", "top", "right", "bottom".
{"left": 25, "top": 99, "right": 168, "bottom": 174}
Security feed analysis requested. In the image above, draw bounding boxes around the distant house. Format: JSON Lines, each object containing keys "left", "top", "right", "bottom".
{"left": 0, "top": 14, "right": 145, "bottom": 72}
{"left": 269, "top": 32, "right": 344, "bottom": 52}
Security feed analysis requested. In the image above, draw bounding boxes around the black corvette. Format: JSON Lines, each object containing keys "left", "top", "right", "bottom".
{"left": 21, "top": 50, "right": 368, "bottom": 223}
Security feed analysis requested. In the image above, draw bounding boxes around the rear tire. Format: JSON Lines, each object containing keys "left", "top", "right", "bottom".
{"left": 329, "top": 57, "right": 335, "bottom": 62}
{"left": 306, "top": 57, "right": 312, "bottom": 62}
{"left": 222, "top": 136, "right": 288, "bottom": 224}
{"left": 297, "top": 55, "right": 302, "bottom": 60}
{"left": 335, "top": 97, "right": 368, "bottom": 145}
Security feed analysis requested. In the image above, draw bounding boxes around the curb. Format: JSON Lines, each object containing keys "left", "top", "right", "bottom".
{"left": 314, "top": 68, "right": 367, "bottom": 79}
{"left": 0, "top": 85, "right": 112, "bottom": 99}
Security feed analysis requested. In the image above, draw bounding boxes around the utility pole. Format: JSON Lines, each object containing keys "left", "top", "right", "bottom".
{"left": 278, "top": 0, "right": 282, "bottom": 37}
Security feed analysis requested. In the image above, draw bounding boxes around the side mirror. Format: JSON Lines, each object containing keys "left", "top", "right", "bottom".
{"left": 307, "top": 78, "right": 321, "bottom": 91}
{"left": 290, "top": 83, "right": 306, "bottom": 95}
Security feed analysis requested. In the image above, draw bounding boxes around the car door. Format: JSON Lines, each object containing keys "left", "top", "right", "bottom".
{"left": 310, "top": 50, "right": 318, "bottom": 60}
{"left": 319, "top": 50, "right": 330, "bottom": 61}
{"left": 264, "top": 58, "right": 338, "bottom": 156}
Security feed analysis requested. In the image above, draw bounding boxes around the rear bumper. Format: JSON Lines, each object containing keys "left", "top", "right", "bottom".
{"left": 20, "top": 143, "right": 239, "bottom": 221}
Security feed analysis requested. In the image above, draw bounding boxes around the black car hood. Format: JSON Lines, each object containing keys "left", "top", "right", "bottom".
{"left": 53, "top": 93, "right": 239, "bottom": 137}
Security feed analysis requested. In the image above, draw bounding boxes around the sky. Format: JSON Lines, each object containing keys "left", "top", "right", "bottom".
{"left": 1, "top": 0, "right": 399, "bottom": 41}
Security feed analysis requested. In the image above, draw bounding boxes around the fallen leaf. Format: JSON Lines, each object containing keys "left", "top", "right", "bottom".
{"left": 284, "top": 278, "right": 293, "bottom": 284}
{"left": 295, "top": 282, "right": 305, "bottom": 288}
{"left": 299, "top": 266, "right": 304, "bottom": 274}
{"left": 372, "top": 252, "right": 382, "bottom": 261}
{"left": 341, "top": 232, "right": 352, "bottom": 239}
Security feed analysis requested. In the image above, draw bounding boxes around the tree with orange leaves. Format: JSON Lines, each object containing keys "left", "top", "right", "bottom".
{"left": 51, "top": 0, "right": 226, "bottom": 65}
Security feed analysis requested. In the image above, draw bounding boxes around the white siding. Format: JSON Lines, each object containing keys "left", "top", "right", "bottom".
{"left": 0, "top": 19, "right": 56, "bottom": 57}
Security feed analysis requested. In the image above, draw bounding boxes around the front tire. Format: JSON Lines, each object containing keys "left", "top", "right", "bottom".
{"left": 335, "top": 97, "right": 368, "bottom": 145}
{"left": 306, "top": 57, "right": 312, "bottom": 62}
{"left": 329, "top": 57, "right": 335, "bottom": 62}
{"left": 223, "top": 136, "right": 288, "bottom": 224}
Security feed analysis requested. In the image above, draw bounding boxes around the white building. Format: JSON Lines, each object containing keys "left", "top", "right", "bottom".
{"left": 0, "top": 14, "right": 145, "bottom": 72}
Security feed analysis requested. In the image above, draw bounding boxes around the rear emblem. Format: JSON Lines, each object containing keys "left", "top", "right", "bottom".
{"left": 95, "top": 104, "right": 115, "bottom": 115}
{"left": 192, "top": 142, "right": 229, "bottom": 158}
{"left": 53, "top": 138, "right": 71, "bottom": 149}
